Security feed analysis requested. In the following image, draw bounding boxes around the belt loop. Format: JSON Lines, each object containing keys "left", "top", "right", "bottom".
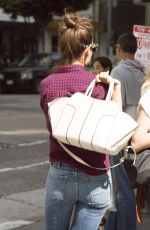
{"left": 57, "top": 162, "right": 62, "bottom": 167}
{"left": 51, "top": 162, "right": 62, "bottom": 167}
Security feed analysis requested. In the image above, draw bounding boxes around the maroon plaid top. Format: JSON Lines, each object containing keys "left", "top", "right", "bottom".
{"left": 40, "top": 64, "right": 110, "bottom": 175}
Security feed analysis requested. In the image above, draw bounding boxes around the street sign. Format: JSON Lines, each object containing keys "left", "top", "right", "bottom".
{"left": 133, "top": 25, "right": 150, "bottom": 69}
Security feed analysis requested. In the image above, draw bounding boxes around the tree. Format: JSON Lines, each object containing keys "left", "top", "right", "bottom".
{"left": 0, "top": 0, "right": 94, "bottom": 24}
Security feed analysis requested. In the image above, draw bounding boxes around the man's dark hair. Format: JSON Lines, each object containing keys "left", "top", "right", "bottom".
{"left": 117, "top": 33, "right": 137, "bottom": 54}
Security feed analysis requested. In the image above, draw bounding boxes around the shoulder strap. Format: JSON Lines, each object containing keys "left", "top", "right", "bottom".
{"left": 58, "top": 140, "right": 126, "bottom": 170}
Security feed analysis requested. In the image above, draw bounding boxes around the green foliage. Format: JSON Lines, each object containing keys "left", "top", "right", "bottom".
{"left": 0, "top": 0, "right": 94, "bottom": 24}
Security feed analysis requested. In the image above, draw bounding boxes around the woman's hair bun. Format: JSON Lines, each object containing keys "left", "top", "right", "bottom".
{"left": 64, "top": 15, "right": 78, "bottom": 28}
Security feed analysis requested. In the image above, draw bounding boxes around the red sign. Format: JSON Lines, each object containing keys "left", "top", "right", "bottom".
{"left": 134, "top": 25, "right": 150, "bottom": 35}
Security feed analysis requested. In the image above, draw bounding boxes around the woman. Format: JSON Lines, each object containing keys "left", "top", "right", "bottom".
{"left": 132, "top": 66, "right": 150, "bottom": 152}
{"left": 93, "top": 56, "right": 113, "bottom": 74}
{"left": 40, "top": 10, "right": 122, "bottom": 230}
{"left": 131, "top": 66, "right": 150, "bottom": 223}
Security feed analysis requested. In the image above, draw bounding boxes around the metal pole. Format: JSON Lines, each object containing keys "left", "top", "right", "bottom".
{"left": 106, "top": 0, "right": 112, "bottom": 55}
{"left": 145, "top": 3, "right": 150, "bottom": 25}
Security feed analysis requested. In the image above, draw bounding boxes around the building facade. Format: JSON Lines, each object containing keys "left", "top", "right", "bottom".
{"left": 0, "top": 0, "right": 150, "bottom": 65}
{"left": 0, "top": 9, "right": 39, "bottom": 66}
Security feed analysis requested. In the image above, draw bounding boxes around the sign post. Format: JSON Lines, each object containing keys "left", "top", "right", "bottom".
{"left": 133, "top": 25, "right": 150, "bottom": 69}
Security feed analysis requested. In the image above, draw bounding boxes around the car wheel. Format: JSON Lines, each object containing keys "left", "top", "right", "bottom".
{"left": 34, "top": 79, "right": 41, "bottom": 94}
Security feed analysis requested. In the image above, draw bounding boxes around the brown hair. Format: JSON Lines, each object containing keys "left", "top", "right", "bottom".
{"left": 58, "top": 10, "right": 93, "bottom": 65}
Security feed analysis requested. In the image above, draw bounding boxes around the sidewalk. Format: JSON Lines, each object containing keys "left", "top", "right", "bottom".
{"left": 0, "top": 189, "right": 44, "bottom": 230}
{"left": 16, "top": 218, "right": 150, "bottom": 230}
{"left": 137, "top": 213, "right": 150, "bottom": 230}
{"left": 0, "top": 188, "right": 149, "bottom": 230}
{"left": 14, "top": 216, "right": 150, "bottom": 230}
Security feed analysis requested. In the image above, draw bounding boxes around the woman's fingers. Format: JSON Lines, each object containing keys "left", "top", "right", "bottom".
{"left": 96, "top": 72, "right": 121, "bottom": 88}
{"left": 96, "top": 71, "right": 111, "bottom": 83}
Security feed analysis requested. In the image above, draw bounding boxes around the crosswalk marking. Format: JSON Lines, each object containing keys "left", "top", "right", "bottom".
{"left": 0, "top": 220, "right": 34, "bottom": 230}
{"left": 0, "top": 129, "right": 48, "bottom": 135}
{"left": 0, "top": 161, "right": 49, "bottom": 173}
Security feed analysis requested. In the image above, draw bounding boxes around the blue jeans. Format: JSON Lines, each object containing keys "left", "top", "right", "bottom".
{"left": 104, "top": 154, "right": 136, "bottom": 230}
{"left": 45, "top": 162, "right": 112, "bottom": 230}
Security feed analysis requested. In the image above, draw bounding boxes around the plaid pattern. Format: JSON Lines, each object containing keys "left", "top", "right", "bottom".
{"left": 40, "top": 64, "right": 110, "bottom": 175}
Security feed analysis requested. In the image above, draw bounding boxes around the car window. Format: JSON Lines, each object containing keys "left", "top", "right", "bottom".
{"left": 19, "top": 54, "right": 51, "bottom": 67}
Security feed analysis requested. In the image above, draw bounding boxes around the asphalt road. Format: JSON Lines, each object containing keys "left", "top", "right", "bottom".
{"left": 0, "top": 94, "right": 49, "bottom": 229}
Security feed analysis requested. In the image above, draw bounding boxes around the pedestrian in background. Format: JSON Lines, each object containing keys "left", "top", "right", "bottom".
{"left": 104, "top": 33, "right": 145, "bottom": 230}
{"left": 93, "top": 57, "right": 113, "bottom": 230}
{"left": 131, "top": 66, "right": 150, "bottom": 223}
{"left": 92, "top": 57, "right": 113, "bottom": 230}
{"left": 40, "top": 9, "right": 122, "bottom": 230}
{"left": 92, "top": 56, "right": 113, "bottom": 74}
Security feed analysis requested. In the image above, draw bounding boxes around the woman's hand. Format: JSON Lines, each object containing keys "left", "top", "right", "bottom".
{"left": 96, "top": 71, "right": 121, "bottom": 88}
{"left": 96, "top": 71, "right": 122, "bottom": 110}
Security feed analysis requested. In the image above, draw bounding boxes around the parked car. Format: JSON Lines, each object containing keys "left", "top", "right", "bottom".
{"left": 0, "top": 55, "right": 8, "bottom": 93}
{"left": 1, "top": 52, "right": 60, "bottom": 93}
